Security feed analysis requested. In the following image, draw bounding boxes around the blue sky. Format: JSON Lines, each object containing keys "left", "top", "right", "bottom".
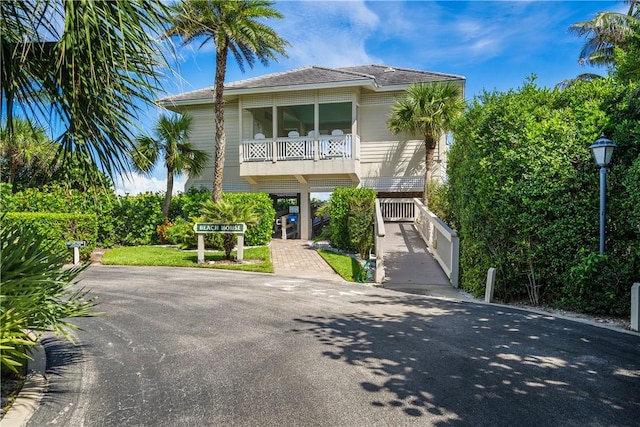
{"left": 117, "top": 0, "right": 625, "bottom": 194}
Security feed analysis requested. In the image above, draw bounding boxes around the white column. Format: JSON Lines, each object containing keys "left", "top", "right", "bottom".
{"left": 300, "top": 184, "right": 311, "bottom": 240}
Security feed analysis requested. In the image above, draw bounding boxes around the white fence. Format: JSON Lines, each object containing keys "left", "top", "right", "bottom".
{"left": 413, "top": 198, "right": 459, "bottom": 288}
{"left": 378, "top": 198, "right": 415, "bottom": 221}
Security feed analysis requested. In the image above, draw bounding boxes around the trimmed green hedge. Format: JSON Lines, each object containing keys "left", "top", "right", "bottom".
{"left": 449, "top": 77, "right": 639, "bottom": 315}
{"left": 328, "top": 187, "right": 376, "bottom": 258}
{"left": 222, "top": 192, "right": 275, "bottom": 246}
{"left": 1, "top": 212, "right": 98, "bottom": 261}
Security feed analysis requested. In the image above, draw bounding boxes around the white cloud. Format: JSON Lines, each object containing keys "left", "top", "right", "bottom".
{"left": 115, "top": 173, "right": 185, "bottom": 196}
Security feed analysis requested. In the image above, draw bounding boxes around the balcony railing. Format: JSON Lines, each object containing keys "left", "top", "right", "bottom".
{"left": 240, "top": 134, "right": 357, "bottom": 163}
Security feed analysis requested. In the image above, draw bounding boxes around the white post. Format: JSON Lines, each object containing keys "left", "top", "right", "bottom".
{"left": 300, "top": 186, "right": 310, "bottom": 240}
{"left": 281, "top": 215, "right": 288, "bottom": 240}
{"left": 632, "top": 283, "right": 640, "bottom": 332}
{"left": 73, "top": 247, "right": 80, "bottom": 265}
{"left": 236, "top": 234, "right": 244, "bottom": 263}
{"left": 197, "top": 233, "right": 205, "bottom": 264}
{"left": 485, "top": 268, "right": 496, "bottom": 303}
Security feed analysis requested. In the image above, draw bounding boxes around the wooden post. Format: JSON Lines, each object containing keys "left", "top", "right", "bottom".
{"left": 281, "top": 215, "right": 288, "bottom": 240}
{"left": 197, "top": 234, "right": 205, "bottom": 264}
{"left": 236, "top": 234, "right": 244, "bottom": 263}
{"left": 73, "top": 247, "right": 80, "bottom": 265}
{"left": 485, "top": 268, "right": 496, "bottom": 303}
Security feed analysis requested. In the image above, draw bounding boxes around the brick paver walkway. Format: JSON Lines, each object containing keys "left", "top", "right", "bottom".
{"left": 270, "top": 239, "right": 344, "bottom": 281}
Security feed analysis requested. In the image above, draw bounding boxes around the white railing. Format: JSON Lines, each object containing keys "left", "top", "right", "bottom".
{"left": 379, "top": 198, "right": 416, "bottom": 221}
{"left": 241, "top": 134, "right": 356, "bottom": 162}
{"left": 374, "top": 199, "right": 386, "bottom": 283}
{"left": 413, "top": 198, "right": 459, "bottom": 288}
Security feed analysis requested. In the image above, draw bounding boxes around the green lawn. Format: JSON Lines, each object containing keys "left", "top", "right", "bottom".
{"left": 317, "top": 249, "right": 363, "bottom": 282}
{"left": 101, "top": 245, "right": 273, "bottom": 273}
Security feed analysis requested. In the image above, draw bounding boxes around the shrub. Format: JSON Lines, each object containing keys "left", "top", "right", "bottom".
{"left": 222, "top": 193, "right": 275, "bottom": 246}
{"left": 111, "top": 192, "right": 163, "bottom": 246}
{"left": 1, "top": 221, "right": 97, "bottom": 373}
{"left": 328, "top": 187, "right": 376, "bottom": 258}
{"left": 1, "top": 212, "right": 98, "bottom": 261}
{"left": 449, "top": 77, "right": 639, "bottom": 314}
{"left": 165, "top": 217, "right": 222, "bottom": 250}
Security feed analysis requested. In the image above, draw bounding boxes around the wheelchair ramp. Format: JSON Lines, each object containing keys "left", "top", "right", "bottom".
{"left": 382, "top": 222, "right": 457, "bottom": 298}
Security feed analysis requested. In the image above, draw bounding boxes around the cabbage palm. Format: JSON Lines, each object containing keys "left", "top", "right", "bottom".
{"left": 132, "top": 114, "right": 209, "bottom": 218}
{"left": 388, "top": 81, "right": 465, "bottom": 206}
{"left": 1, "top": 0, "right": 170, "bottom": 180}
{"left": 0, "top": 118, "right": 56, "bottom": 191}
{"left": 166, "top": 0, "right": 288, "bottom": 202}
{"left": 200, "top": 199, "right": 259, "bottom": 259}
{"left": 569, "top": 0, "right": 639, "bottom": 67}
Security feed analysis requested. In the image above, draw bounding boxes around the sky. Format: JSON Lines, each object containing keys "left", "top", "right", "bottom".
{"left": 116, "top": 0, "right": 627, "bottom": 195}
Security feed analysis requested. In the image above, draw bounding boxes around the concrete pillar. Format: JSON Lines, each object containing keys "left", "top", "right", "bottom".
{"left": 632, "top": 283, "right": 639, "bottom": 332}
{"left": 300, "top": 185, "right": 311, "bottom": 240}
{"left": 485, "top": 268, "right": 496, "bottom": 303}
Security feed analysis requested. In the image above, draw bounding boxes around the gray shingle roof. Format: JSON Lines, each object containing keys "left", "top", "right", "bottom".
{"left": 160, "top": 64, "right": 465, "bottom": 104}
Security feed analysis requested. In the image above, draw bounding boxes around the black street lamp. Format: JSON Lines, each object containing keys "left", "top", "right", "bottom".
{"left": 588, "top": 134, "right": 616, "bottom": 254}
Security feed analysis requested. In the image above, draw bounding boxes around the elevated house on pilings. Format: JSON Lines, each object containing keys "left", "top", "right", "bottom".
{"left": 160, "top": 65, "right": 466, "bottom": 240}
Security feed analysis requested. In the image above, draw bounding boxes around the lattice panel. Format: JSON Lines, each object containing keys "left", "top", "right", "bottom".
{"left": 242, "top": 94, "right": 272, "bottom": 108}
{"left": 361, "top": 177, "right": 423, "bottom": 191}
{"left": 326, "top": 139, "right": 347, "bottom": 158}
{"left": 318, "top": 89, "right": 353, "bottom": 104}
{"left": 286, "top": 141, "right": 305, "bottom": 158}
{"left": 360, "top": 92, "right": 399, "bottom": 106}
{"left": 275, "top": 91, "right": 314, "bottom": 106}
{"left": 309, "top": 179, "right": 355, "bottom": 192}
{"left": 247, "top": 142, "right": 269, "bottom": 160}
{"left": 258, "top": 180, "right": 300, "bottom": 192}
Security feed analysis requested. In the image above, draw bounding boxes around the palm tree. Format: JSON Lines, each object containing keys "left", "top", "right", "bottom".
{"left": 131, "top": 114, "right": 209, "bottom": 218}
{"left": 200, "top": 199, "right": 259, "bottom": 259}
{"left": 166, "top": 0, "right": 288, "bottom": 202}
{"left": 387, "top": 81, "right": 465, "bottom": 207}
{"left": 0, "top": 118, "right": 56, "bottom": 192}
{"left": 1, "top": 0, "right": 171, "bottom": 180}
{"left": 569, "top": 0, "right": 639, "bottom": 67}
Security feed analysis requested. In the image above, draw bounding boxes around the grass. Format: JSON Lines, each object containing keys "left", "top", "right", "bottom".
{"left": 317, "top": 249, "right": 363, "bottom": 282}
{"left": 101, "top": 245, "right": 273, "bottom": 273}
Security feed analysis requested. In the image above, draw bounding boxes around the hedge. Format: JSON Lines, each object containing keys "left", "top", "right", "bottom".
{"left": 1, "top": 212, "right": 98, "bottom": 261}
{"left": 448, "top": 77, "right": 639, "bottom": 315}
{"left": 328, "top": 187, "right": 376, "bottom": 258}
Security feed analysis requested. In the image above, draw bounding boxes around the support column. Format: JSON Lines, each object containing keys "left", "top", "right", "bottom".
{"left": 300, "top": 184, "right": 311, "bottom": 240}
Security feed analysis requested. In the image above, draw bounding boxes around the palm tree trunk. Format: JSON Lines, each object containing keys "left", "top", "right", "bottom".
{"left": 163, "top": 167, "right": 173, "bottom": 218}
{"left": 212, "top": 41, "right": 228, "bottom": 203}
{"left": 423, "top": 137, "right": 437, "bottom": 207}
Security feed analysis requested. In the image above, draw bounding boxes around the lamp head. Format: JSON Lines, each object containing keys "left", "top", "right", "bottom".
{"left": 589, "top": 134, "right": 616, "bottom": 167}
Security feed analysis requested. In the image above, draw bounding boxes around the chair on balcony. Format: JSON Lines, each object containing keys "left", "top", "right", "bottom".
{"left": 254, "top": 133, "right": 265, "bottom": 139}
{"left": 307, "top": 130, "right": 317, "bottom": 137}
{"left": 288, "top": 130, "right": 300, "bottom": 138}
{"left": 331, "top": 129, "right": 344, "bottom": 136}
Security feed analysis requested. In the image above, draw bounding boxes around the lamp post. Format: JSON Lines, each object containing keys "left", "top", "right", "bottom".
{"left": 588, "top": 134, "right": 616, "bottom": 254}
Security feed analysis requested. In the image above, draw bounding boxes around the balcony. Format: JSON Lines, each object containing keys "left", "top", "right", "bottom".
{"left": 239, "top": 133, "right": 361, "bottom": 182}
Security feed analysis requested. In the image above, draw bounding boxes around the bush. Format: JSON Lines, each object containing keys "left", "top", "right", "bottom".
{"left": 222, "top": 193, "right": 275, "bottom": 246}
{"left": 1, "top": 212, "right": 98, "bottom": 261}
{"left": 448, "top": 77, "right": 639, "bottom": 314}
{"left": 165, "top": 217, "right": 222, "bottom": 250}
{"left": 1, "top": 221, "right": 97, "bottom": 373}
{"left": 328, "top": 187, "right": 376, "bottom": 258}
{"left": 112, "top": 192, "right": 164, "bottom": 246}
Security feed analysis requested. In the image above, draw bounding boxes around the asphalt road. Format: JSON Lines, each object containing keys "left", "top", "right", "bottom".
{"left": 27, "top": 266, "right": 640, "bottom": 427}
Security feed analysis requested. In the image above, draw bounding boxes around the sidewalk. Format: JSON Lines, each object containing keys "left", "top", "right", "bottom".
{"left": 270, "top": 239, "right": 345, "bottom": 282}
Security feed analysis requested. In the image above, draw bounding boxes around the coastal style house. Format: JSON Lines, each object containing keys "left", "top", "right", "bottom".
{"left": 160, "top": 65, "right": 465, "bottom": 240}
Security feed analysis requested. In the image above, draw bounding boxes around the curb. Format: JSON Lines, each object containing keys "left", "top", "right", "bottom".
{"left": 1, "top": 342, "right": 47, "bottom": 427}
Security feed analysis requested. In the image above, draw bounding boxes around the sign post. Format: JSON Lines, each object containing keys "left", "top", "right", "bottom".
{"left": 65, "top": 241, "right": 86, "bottom": 265}
{"left": 193, "top": 223, "right": 247, "bottom": 264}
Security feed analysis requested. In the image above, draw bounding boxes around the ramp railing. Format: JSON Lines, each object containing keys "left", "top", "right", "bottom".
{"left": 373, "top": 199, "right": 386, "bottom": 283}
{"left": 413, "top": 198, "right": 459, "bottom": 287}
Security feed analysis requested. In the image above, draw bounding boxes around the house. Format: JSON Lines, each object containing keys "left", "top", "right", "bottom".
{"left": 160, "top": 65, "right": 466, "bottom": 240}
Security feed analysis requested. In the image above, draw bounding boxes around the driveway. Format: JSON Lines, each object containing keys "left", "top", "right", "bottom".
{"left": 26, "top": 266, "right": 640, "bottom": 426}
